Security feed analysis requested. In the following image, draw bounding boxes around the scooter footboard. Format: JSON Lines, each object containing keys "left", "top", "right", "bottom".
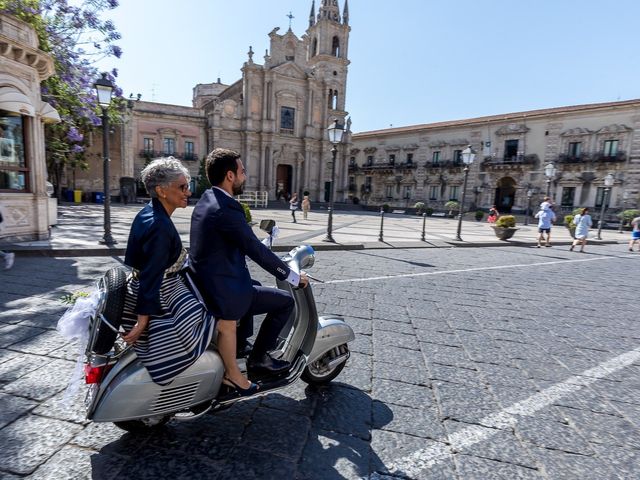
{"left": 90, "top": 350, "right": 224, "bottom": 422}
{"left": 308, "top": 316, "right": 355, "bottom": 364}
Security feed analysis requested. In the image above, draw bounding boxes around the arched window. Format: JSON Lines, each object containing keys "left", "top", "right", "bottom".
{"left": 332, "top": 36, "right": 340, "bottom": 57}
{"left": 311, "top": 37, "right": 318, "bottom": 57}
{"left": 327, "top": 89, "right": 338, "bottom": 110}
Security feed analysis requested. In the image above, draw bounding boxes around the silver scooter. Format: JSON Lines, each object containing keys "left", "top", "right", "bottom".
{"left": 82, "top": 222, "right": 354, "bottom": 433}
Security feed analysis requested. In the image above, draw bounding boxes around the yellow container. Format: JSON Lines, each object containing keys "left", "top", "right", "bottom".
{"left": 73, "top": 190, "right": 82, "bottom": 203}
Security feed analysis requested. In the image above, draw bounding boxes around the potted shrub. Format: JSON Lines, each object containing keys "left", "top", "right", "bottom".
{"left": 618, "top": 209, "right": 640, "bottom": 230}
{"left": 444, "top": 200, "right": 460, "bottom": 218}
{"left": 425, "top": 207, "right": 434, "bottom": 216}
{"left": 474, "top": 210, "right": 484, "bottom": 221}
{"left": 491, "top": 214, "right": 518, "bottom": 240}
{"left": 564, "top": 214, "right": 576, "bottom": 239}
{"left": 414, "top": 201, "right": 425, "bottom": 215}
{"left": 382, "top": 203, "right": 390, "bottom": 213}
{"left": 240, "top": 202, "right": 252, "bottom": 224}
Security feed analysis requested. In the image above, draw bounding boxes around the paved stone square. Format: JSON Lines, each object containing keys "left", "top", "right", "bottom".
{"left": 0, "top": 244, "right": 639, "bottom": 479}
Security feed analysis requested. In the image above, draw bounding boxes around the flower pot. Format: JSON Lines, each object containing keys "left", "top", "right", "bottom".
{"left": 566, "top": 226, "right": 576, "bottom": 239}
{"left": 491, "top": 226, "right": 518, "bottom": 240}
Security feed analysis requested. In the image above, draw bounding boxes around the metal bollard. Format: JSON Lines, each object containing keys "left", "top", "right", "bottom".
{"left": 421, "top": 212, "right": 427, "bottom": 241}
{"left": 378, "top": 207, "right": 385, "bottom": 242}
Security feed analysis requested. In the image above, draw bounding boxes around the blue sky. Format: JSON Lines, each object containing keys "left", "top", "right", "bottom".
{"left": 97, "top": 0, "right": 640, "bottom": 132}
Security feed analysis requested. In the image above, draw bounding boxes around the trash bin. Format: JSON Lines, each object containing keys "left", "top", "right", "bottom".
{"left": 73, "top": 190, "right": 82, "bottom": 203}
{"left": 64, "top": 189, "right": 73, "bottom": 202}
{"left": 94, "top": 192, "right": 104, "bottom": 204}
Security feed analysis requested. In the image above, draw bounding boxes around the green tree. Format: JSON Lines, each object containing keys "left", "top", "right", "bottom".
{"left": 0, "top": 0, "right": 124, "bottom": 197}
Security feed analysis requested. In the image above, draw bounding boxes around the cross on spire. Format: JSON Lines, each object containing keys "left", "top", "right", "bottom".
{"left": 286, "top": 11, "right": 294, "bottom": 30}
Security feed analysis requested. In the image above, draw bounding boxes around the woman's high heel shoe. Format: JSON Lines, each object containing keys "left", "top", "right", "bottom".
{"left": 222, "top": 376, "right": 260, "bottom": 397}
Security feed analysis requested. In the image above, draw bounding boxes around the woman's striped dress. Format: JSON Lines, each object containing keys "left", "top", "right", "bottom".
{"left": 121, "top": 271, "right": 216, "bottom": 385}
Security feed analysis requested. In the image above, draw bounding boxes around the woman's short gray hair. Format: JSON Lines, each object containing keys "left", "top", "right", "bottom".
{"left": 140, "top": 157, "right": 191, "bottom": 198}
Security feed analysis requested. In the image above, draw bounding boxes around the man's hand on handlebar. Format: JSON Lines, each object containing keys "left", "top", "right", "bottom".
{"left": 298, "top": 273, "right": 309, "bottom": 289}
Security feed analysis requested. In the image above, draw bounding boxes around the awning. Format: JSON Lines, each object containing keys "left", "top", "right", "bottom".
{"left": 0, "top": 86, "right": 35, "bottom": 116}
{"left": 39, "top": 100, "right": 60, "bottom": 124}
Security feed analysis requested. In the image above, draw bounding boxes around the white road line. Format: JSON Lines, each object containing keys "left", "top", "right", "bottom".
{"left": 320, "top": 256, "right": 617, "bottom": 285}
{"left": 371, "top": 346, "right": 640, "bottom": 479}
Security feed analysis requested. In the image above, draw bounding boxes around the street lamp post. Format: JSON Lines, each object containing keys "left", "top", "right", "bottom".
{"left": 455, "top": 145, "right": 476, "bottom": 241}
{"left": 619, "top": 190, "right": 630, "bottom": 233}
{"left": 524, "top": 188, "right": 534, "bottom": 226}
{"left": 597, "top": 173, "right": 615, "bottom": 240}
{"left": 544, "top": 162, "right": 556, "bottom": 198}
{"left": 324, "top": 119, "right": 344, "bottom": 242}
{"left": 94, "top": 73, "right": 115, "bottom": 245}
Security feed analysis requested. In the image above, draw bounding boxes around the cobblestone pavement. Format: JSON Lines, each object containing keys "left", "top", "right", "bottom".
{"left": 0, "top": 244, "right": 639, "bottom": 479}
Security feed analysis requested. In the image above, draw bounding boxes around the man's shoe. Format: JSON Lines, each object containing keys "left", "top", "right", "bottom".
{"left": 247, "top": 353, "right": 291, "bottom": 374}
{"left": 236, "top": 341, "right": 253, "bottom": 359}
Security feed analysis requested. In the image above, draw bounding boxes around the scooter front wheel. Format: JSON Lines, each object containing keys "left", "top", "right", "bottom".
{"left": 301, "top": 344, "right": 349, "bottom": 385}
{"left": 113, "top": 415, "right": 171, "bottom": 433}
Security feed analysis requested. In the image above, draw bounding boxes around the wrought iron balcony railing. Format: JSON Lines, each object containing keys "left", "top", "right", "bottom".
{"left": 593, "top": 151, "right": 626, "bottom": 163}
{"left": 425, "top": 160, "right": 461, "bottom": 169}
{"left": 360, "top": 163, "right": 395, "bottom": 171}
{"left": 138, "top": 150, "right": 199, "bottom": 161}
{"left": 482, "top": 154, "right": 538, "bottom": 166}
{"left": 395, "top": 162, "right": 417, "bottom": 170}
{"left": 557, "top": 151, "right": 626, "bottom": 164}
{"left": 557, "top": 153, "right": 591, "bottom": 163}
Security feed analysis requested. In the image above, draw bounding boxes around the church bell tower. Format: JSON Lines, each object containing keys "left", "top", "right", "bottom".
{"left": 306, "top": 0, "right": 350, "bottom": 121}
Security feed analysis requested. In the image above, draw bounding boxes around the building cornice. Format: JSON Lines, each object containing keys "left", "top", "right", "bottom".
{"left": 0, "top": 15, "right": 55, "bottom": 80}
{"left": 353, "top": 98, "right": 640, "bottom": 139}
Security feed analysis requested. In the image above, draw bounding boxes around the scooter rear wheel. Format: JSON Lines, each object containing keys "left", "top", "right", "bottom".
{"left": 113, "top": 415, "right": 171, "bottom": 433}
{"left": 301, "top": 344, "right": 349, "bottom": 385}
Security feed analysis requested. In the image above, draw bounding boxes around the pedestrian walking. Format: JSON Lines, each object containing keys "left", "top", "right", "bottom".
{"left": 570, "top": 207, "right": 593, "bottom": 252}
{"left": 302, "top": 194, "right": 311, "bottom": 220}
{"left": 289, "top": 192, "right": 299, "bottom": 223}
{"left": 534, "top": 204, "right": 556, "bottom": 247}
{"left": 0, "top": 208, "right": 14, "bottom": 270}
{"left": 487, "top": 205, "right": 499, "bottom": 223}
{"left": 628, "top": 215, "right": 640, "bottom": 252}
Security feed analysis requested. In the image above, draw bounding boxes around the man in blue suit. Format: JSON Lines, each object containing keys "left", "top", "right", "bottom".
{"left": 190, "top": 148, "right": 308, "bottom": 388}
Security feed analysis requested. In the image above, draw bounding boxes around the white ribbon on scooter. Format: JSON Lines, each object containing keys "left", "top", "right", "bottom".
{"left": 56, "top": 288, "right": 101, "bottom": 404}
{"left": 261, "top": 225, "right": 280, "bottom": 248}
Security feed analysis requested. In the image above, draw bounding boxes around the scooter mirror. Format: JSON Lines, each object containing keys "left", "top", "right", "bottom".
{"left": 260, "top": 219, "right": 276, "bottom": 234}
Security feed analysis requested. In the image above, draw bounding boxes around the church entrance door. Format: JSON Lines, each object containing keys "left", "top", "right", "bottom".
{"left": 276, "top": 164, "right": 293, "bottom": 200}
{"left": 494, "top": 177, "right": 516, "bottom": 213}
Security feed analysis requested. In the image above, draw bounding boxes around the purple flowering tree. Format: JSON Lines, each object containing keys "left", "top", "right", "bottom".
{"left": 0, "top": 0, "right": 123, "bottom": 196}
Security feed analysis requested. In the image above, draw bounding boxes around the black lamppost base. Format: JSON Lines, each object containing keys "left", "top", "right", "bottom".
{"left": 323, "top": 235, "right": 335, "bottom": 243}
{"left": 100, "top": 235, "right": 117, "bottom": 246}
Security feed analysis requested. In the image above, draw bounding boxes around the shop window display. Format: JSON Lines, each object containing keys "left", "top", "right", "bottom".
{"left": 0, "top": 111, "right": 27, "bottom": 191}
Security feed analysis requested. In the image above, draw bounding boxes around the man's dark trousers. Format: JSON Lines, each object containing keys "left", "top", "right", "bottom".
{"left": 241, "top": 285, "right": 294, "bottom": 360}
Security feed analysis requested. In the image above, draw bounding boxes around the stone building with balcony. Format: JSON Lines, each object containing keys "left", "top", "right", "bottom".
{"left": 74, "top": 100, "right": 206, "bottom": 197}
{"left": 349, "top": 99, "right": 640, "bottom": 215}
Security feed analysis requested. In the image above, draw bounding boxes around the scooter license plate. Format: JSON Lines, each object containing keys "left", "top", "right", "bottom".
{"left": 84, "top": 383, "right": 98, "bottom": 411}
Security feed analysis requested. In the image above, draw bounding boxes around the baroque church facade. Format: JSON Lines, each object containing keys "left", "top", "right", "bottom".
{"left": 193, "top": 0, "right": 352, "bottom": 201}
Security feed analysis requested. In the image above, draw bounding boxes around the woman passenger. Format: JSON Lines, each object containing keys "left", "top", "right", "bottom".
{"left": 121, "top": 157, "right": 217, "bottom": 385}
{"left": 570, "top": 207, "right": 593, "bottom": 253}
